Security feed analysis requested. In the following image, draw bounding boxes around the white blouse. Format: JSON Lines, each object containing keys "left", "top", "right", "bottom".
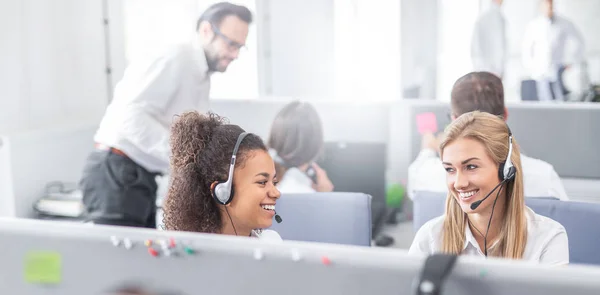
{"left": 409, "top": 207, "right": 569, "bottom": 265}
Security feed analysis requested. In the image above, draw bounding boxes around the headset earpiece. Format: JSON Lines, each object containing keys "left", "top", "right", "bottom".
{"left": 498, "top": 124, "right": 516, "bottom": 181}
{"left": 212, "top": 132, "right": 249, "bottom": 205}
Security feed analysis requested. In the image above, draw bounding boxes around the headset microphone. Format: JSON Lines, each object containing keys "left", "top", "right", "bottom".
{"left": 470, "top": 179, "right": 507, "bottom": 210}
{"left": 470, "top": 124, "right": 516, "bottom": 211}
{"left": 274, "top": 211, "right": 282, "bottom": 223}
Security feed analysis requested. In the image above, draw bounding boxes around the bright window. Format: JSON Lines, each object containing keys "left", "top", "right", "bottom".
{"left": 122, "top": 0, "right": 258, "bottom": 99}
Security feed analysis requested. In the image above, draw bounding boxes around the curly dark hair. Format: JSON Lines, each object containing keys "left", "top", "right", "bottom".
{"left": 163, "top": 111, "right": 266, "bottom": 233}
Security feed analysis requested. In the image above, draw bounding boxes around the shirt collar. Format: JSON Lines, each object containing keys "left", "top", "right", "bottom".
{"left": 462, "top": 220, "right": 501, "bottom": 254}
{"left": 192, "top": 37, "right": 211, "bottom": 75}
{"left": 462, "top": 208, "right": 534, "bottom": 254}
{"left": 284, "top": 168, "right": 314, "bottom": 188}
{"left": 463, "top": 222, "right": 479, "bottom": 251}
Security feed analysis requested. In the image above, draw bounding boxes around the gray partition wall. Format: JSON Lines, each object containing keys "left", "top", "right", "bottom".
{"left": 3, "top": 218, "right": 600, "bottom": 295}
{"left": 408, "top": 101, "right": 600, "bottom": 179}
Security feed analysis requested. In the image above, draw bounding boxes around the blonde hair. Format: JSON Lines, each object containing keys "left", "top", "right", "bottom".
{"left": 439, "top": 111, "right": 527, "bottom": 259}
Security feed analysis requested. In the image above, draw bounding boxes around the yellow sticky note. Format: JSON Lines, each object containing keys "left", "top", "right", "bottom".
{"left": 24, "top": 251, "right": 62, "bottom": 284}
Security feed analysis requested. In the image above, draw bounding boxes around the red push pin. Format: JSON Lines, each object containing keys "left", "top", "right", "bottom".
{"left": 321, "top": 256, "right": 331, "bottom": 266}
{"left": 169, "top": 238, "right": 176, "bottom": 248}
{"left": 148, "top": 248, "right": 159, "bottom": 257}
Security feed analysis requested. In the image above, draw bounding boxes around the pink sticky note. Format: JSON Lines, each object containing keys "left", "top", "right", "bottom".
{"left": 416, "top": 112, "right": 438, "bottom": 134}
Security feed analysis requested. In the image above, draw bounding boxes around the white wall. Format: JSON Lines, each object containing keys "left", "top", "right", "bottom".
{"left": 436, "top": 0, "right": 481, "bottom": 102}
{"left": 400, "top": 0, "right": 438, "bottom": 99}
{"left": 0, "top": 0, "right": 108, "bottom": 134}
{"left": 258, "top": 0, "right": 335, "bottom": 98}
{"left": 7, "top": 123, "right": 97, "bottom": 218}
{"left": 0, "top": 137, "right": 16, "bottom": 217}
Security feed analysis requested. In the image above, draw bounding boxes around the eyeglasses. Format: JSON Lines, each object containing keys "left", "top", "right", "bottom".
{"left": 210, "top": 23, "right": 246, "bottom": 52}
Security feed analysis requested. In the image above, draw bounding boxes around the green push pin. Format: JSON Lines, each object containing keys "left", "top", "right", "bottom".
{"left": 386, "top": 183, "right": 405, "bottom": 208}
{"left": 184, "top": 247, "right": 195, "bottom": 255}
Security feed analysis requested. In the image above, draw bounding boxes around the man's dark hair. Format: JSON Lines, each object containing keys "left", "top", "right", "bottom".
{"left": 196, "top": 2, "right": 253, "bottom": 31}
{"left": 451, "top": 71, "right": 505, "bottom": 118}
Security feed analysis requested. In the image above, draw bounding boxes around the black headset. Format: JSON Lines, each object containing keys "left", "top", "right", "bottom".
{"left": 212, "top": 132, "right": 249, "bottom": 205}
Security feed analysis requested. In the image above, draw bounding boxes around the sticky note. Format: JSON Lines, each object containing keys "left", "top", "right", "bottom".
{"left": 416, "top": 112, "right": 438, "bottom": 134}
{"left": 24, "top": 251, "right": 62, "bottom": 284}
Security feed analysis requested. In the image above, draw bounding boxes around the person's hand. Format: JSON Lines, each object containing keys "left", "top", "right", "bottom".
{"left": 310, "top": 163, "right": 334, "bottom": 192}
{"left": 421, "top": 132, "right": 440, "bottom": 153}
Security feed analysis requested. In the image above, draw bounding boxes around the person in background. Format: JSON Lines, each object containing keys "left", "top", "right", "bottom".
{"left": 163, "top": 112, "right": 282, "bottom": 241}
{"left": 267, "top": 101, "right": 334, "bottom": 193}
{"left": 80, "top": 2, "right": 253, "bottom": 228}
{"left": 522, "top": 0, "right": 585, "bottom": 101}
{"left": 471, "top": 0, "right": 506, "bottom": 78}
{"left": 409, "top": 111, "right": 568, "bottom": 265}
{"left": 408, "top": 72, "right": 568, "bottom": 200}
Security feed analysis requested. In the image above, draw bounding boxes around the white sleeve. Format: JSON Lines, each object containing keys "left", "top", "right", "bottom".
{"left": 566, "top": 20, "right": 585, "bottom": 64}
{"left": 539, "top": 230, "right": 569, "bottom": 265}
{"left": 408, "top": 149, "right": 445, "bottom": 199}
{"left": 111, "top": 52, "right": 183, "bottom": 168}
{"left": 471, "top": 19, "right": 483, "bottom": 69}
{"left": 499, "top": 15, "right": 507, "bottom": 76}
{"left": 408, "top": 225, "right": 432, "bottom": 255}
{"left": 521, "top": 23, "right": 536, "bottom": 75}
{"left": 114, "top": 52, "right": 182, "bottom": 117}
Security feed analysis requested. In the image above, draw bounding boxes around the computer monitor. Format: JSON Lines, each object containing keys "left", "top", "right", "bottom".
{"left": 317, "top": 142, "right": 387, "bottom": 237}
{"left": 2, "top": 218, "right": 600, "bottom": 295}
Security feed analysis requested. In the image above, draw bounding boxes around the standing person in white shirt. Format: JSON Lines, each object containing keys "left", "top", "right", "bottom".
{"left": 522, "top": 0, "right": 585, "bottom": 101}
{"left": 267, "top": 101, "right": 334, "bottom": 194}
{"left": 79, "top": 2, "right": 253, "bottom": 228}
{"left": 471, "top": 0, "right": 506, "bottom": 78}
{"left": 408, "top": 72, "right": 568, "bottom": 200}
{"left": 409, "top": 111, "right": 569, "bottom": 265}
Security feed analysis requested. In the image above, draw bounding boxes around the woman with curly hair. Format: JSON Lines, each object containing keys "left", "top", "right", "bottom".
{"left": 163, "top": 111, "right": 282, "bottom": 240}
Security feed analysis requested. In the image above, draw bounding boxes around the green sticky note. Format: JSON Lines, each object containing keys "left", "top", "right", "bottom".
{"left": 24, "top": 251, "right": 62, "bottom": 284}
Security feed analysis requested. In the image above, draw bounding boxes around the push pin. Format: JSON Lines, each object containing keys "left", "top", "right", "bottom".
{"left": 123, "top": 238, "right": 133, "bottom": 250}
{"left": 291, "top": 249, "right": 301, "bottom": 262}
{"left": 169, "top": 238, "right": 176, "bottom": 248}
{"left": 321, "top": 256, "right": 331, "bottom": 266}
{"left": 184, "top": 247, "right": 195, "bottom": 255}
{"left": 148, "top": 248, "right": 159, "bottom": 257}
{"left": 253, "top": 249, "right": 264, "bottom": 261}
{"left": 159, "top": 239, "right": 169, "bottom": 250}
{"left": 110, "top": 236, "right": 121, "bottom": 247}
{"left": 144, "top": 239, "right": 153, "bottom": 247}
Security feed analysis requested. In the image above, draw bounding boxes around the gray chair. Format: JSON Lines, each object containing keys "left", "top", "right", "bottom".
{"left": 412, "top": 191, "right": 600, "bottom": 266}
{"left": 269, "top": 192, "right": 372, "bottom": 247}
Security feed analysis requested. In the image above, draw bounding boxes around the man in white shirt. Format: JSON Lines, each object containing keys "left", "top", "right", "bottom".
{"left": 471, "top": 0, "right": 506, "bottom": 78}
{"left": 79, "top": 2, "right": 253, "bottom": 228}
{"left": 408, "top": 71, "right": 569, "bottom": 201}
{"left": 522, "top": 0, "right": 585, "bottom": 101}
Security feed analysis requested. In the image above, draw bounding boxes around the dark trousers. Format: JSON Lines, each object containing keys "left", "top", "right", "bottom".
{"left": 79, "top": 149, "right": 159, "bottom": 228}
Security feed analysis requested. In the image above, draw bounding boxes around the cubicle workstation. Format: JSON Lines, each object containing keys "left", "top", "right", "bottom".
{"left": 268, "top": 192, "right": 373, "bottom": 246}
{"left": 3, "top": 218, "right": 600, "bottom": 295}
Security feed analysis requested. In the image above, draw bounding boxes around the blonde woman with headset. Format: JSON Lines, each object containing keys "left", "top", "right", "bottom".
{"left": 409, "top": 111, "right": 568, "bottom": 264}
